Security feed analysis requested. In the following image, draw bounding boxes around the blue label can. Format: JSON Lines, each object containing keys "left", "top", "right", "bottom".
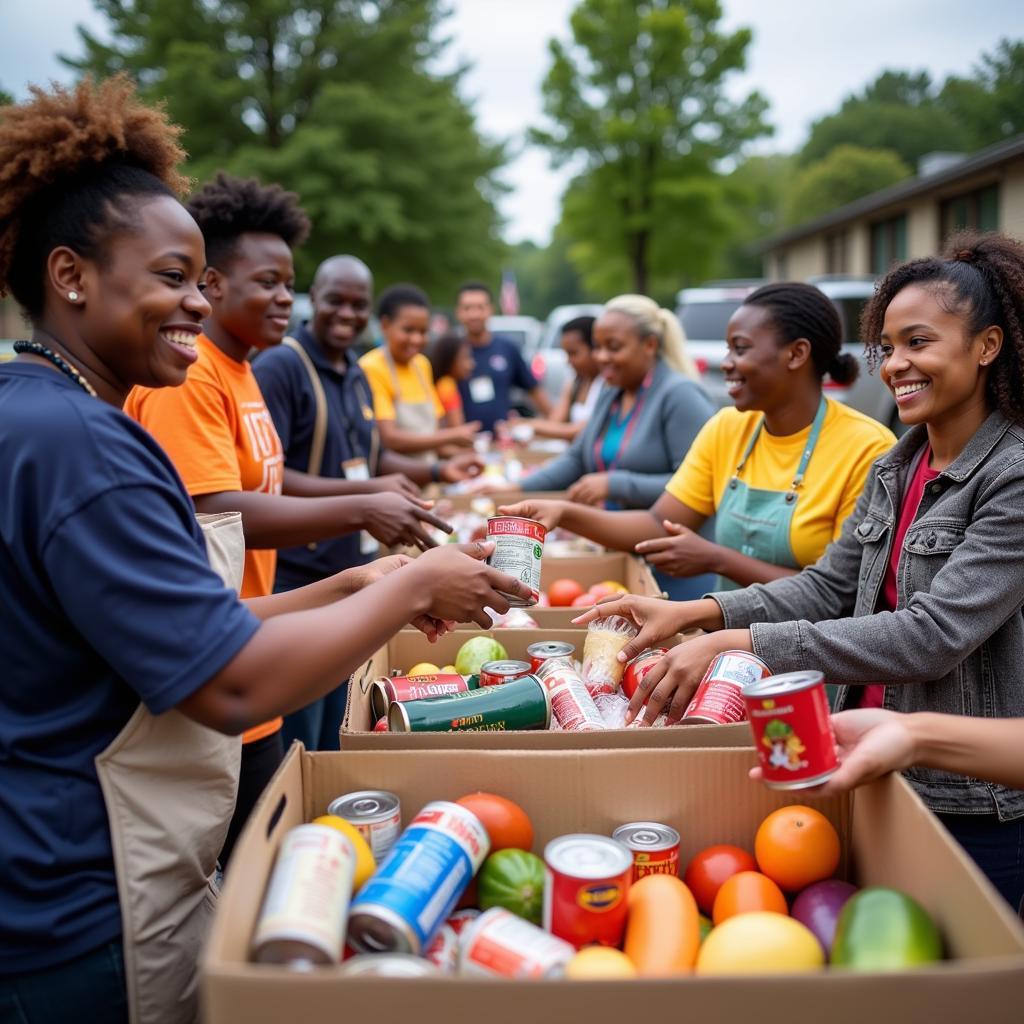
{"left": 347, "top": 801, "right": 490, "bottom": 955}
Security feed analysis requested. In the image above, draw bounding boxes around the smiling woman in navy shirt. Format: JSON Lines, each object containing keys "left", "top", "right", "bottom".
{"left": 0, "top": 78, "right": 528, "bottom": 1024}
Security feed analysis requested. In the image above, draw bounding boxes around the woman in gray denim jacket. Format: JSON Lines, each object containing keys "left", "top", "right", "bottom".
{"left": 577, "top": 232, "right": 1024, "bottom": 908}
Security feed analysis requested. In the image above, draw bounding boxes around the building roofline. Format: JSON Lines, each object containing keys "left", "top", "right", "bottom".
{"left": 755, "top": 133, "right": 1024, "bottom": 254}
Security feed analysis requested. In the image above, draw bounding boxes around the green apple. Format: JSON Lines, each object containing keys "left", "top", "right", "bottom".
{"left": 454, "top": 636, "right": 508, "bottom": 676}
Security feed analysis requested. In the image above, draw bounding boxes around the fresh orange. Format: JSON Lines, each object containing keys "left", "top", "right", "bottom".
{"left": 683, "top": 844, "right": 758, "bottom": 915}
{"left": 548, "top": 578, "right": 585, "bottom": 607}
{"left": 754, "top": 805, "right": 841, "bottom": 892}
{"left": 455, "top": 792, "right": 534, "bottom": 852}
{"left": 712, "top": 870, "right": 788, "bottom": 925}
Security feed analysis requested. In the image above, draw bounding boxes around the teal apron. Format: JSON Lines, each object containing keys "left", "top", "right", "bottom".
{"left": 714, "top": 397, "right": 827, "bottom": 593}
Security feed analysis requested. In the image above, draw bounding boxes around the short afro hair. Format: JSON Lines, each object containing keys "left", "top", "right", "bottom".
{"left": 377, "top": 283, "right": 430, "bottom": 321}
{"left": 186, "top": 172, "right": 311, "bottom": 269}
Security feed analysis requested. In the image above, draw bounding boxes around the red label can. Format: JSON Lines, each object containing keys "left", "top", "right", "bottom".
{"left": 611, "top": 822, "right": 680, "bottom": 881}
{"left": 683, "top": 649, "right": 771, "bottom": 724}
{"left": 479, "top": 659, "right": 532, "bottom": 688}
{"left": 527, "top": 641, "right": 576, "bottom": 675}
{"left": 371, "top": 674, "right": 469, "bottom": 720}
{"left": 486, "top": 516, "right": 546, "bottom": 606}
{"left": 743, "top": 670, "right": 839, "bottom": 789}
{"left": 542, "top": 834, "right": 632, "bottom": 949}
{"left": 535, "top": 658, "right": 605, "bottom": 732}
{"left": 622, "top": 648, "right": 669, "bottom": 700}
{"left": 459, "top": 908, "right": 575, "bottom": 979}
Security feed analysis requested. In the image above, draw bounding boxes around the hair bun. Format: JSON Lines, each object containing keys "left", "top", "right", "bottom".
{"left": 954, "top": 248, "right": 976, "bottom": 264}
{"left": 828, "top": 351, "right": 860, "bottom": 387}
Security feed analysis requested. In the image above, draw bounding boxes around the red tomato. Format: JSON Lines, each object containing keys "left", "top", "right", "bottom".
{"left": 683, "top": 844, "right": 758, "bottom": 914}
{"left": 587, "top": 582, "right": 620, "bottom": 600}
{"left": 571, "top": 592, "right": 598, "bottom": 607}
{"left": 455, "top": 792, "right": 534, "bottom": 851}
{"left": 373, "top": 717, "right": 388, "bottom": 732}
{"left": 548, "top": 578, "right": 585, "bottom": 607}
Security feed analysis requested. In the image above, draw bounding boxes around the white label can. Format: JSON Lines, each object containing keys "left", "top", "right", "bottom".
{"left": 485, "top": 516, "right": 546, "bottom": 606}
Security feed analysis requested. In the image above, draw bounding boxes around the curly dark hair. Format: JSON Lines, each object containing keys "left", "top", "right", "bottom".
{"left": 186, "top": 172, "right": 310, "bottom": 269}
{"left": 377, "top": 283, "right": 429, "bottom": 321}
{"left": 0, "top": 75, "right": 189, "bottom": 318}
{"left": 744, "top": 282, "right": 858, "bottom": 386}
{"left": 861, "top": 231, "right": 1024, "bottom": 423}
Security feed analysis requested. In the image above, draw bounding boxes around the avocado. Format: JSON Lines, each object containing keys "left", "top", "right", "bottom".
{"left": 831, "top": 887, "right": 943, "bottom": 970}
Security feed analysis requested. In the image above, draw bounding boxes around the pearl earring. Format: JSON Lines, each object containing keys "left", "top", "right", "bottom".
{"left": 68, "top": 291, "right": 79, "bottom": 302}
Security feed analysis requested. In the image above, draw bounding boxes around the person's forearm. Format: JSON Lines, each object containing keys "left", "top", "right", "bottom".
{"left": 531, "top": 388, "right": 553, "bottom": 417}
{"left": 559, "top": 504, "right": 663, "bottom": 552}
{"left": 379, "top": 421, "right": 471, "bottom": 454}
{"left": 194, "top": 490, "right": 367, "bottom": 548}
{"left": 908, "top": 714, "right": 1024, "bottom": 790}
{"left": 529, "top": 420, "right": 582, "bottom": 441}
{"left": 712, "top": 545, "right": 800, "bottom": 588}
{"left": 283, "top": 467, "right": 381, "bottom": 498}
{"left": 243, "top": 566, "right": 368, "bottom": 619}
{"left": 379, "top": 450, "right": 433, "bottom": 486}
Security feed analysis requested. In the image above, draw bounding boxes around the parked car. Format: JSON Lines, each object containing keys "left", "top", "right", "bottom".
{"left": 488, "top": 315, "right": 542, "bottom": 354}
{"left": 675, "top": 276, "right": 901, "bottom": 433}
{"left": 529, "top": 303, "right": 605, "bottom": 404}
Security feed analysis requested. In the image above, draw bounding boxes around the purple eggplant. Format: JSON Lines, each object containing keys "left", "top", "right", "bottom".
{"left": 791, "top": 879, "right": 858, "bottom": 957}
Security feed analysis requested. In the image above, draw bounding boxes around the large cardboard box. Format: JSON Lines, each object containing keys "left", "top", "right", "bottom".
{"left": 341, "top": 627, "right": 743, "bottom": 750}
{"left": 203, "top": 745, "right": 1024, "bottom": 1024}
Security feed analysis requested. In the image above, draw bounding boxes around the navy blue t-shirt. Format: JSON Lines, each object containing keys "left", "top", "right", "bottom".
{"left": 0, "top": 363, "right": 260, "bottom": 974}
{"left": 457, "top": 334, "right": 537, "bottom": 431}
{"left": 253, "top": 326, "right": 377, "bottom": 590}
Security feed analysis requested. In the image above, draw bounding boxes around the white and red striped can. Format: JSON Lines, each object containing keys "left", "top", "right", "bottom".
{"left": 445, "top": 908, "right": 481, "bottom": 938}
{"left": 478, "top": 659, "right": 531, "bottom": 688}
{"left": 683, "top": 649, "right": 771, "bottom": 725}
{"left": 536, "top": 657, "right": 606, "bottom": 732}
{"left": 424, "top": 922, "right": 459, "bottom": 973}
{"left": 527, "top": 640, "right": 576, "bottom": 675}
{"left": 486, "top": 516, "right": 546, "bottom": 606}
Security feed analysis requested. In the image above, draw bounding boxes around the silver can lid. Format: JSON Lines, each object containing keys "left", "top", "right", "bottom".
{"left": 327, "top": 790, "right": 401, "bottom": 824}
{"left": 480, "top": 659, "right": 531, "bottom": 676}
{"left": 527, "top": 641, "right": 575, "bottom": 657}
{"left": 612, "top": 821, "right": 680, "bottom": 852}
{"left": 544, "top": 833, "right": 633, "bottom": 878}
{"left": 340, "top": 954, "right": 438, "bottom": 978}
{"left": 743, "top": 669, "right": 825, "bottom": 699}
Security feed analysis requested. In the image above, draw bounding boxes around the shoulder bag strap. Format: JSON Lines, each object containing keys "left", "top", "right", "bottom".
{"left": 282, "top": 336, "right": 327, "bottom": 477}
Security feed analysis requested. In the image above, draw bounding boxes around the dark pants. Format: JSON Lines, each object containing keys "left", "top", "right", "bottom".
{"left": 936, "top": 811, "right": 1024, "bottom": 913}
{"left": 281, "top": 679, "right": 349, "bottom": 752}
{"left": 1, "top": 941, "right": 127, "bottom": 1024}
{"left": 219, "top": 729, "right": 286, "bottom": 868}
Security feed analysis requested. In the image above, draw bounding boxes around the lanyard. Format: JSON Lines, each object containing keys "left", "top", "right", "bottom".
{"left": 593, "top": 371, "right": 653, "bottom": 473}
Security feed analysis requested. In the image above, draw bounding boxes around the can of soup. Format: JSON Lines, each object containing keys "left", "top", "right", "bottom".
{"left": 743, "top": 670, "right": 839, "bottom": 790}
{"left": 621, "top": 648, "right": 669, "bottom": 700}
{"left": 327, "top": 790, "right": 402, "bottom": 862}
{"left": 388, "top": 673, "right": 551, "bottom": 733}
{"left": 682, "top": 649, "right": 771, "bottom": 724}
{"left": 543, "top": 834, "right": 633, "bottom": 949}
{"left": 486, "top": 516, "right": 546, "bottom": 606}
{"left": 370, "top": 674, "right": 471, "bottom": 720}
{"left": 478, "top": 659, "right": 532, "bottom": 688}
{"left": 612, "top": 822, "right": 681, "bottom": 881}
{"left": 424, "top": 922, "right": 459, "bottom": 973}
{"left": 339, "top": 955, "right": 440, "bottom": 978}
{"left": 527, "top": 640, "right": 576, "bottom": 675}
{"left": 459, "top": 908, "right": 575, "bottom": 979}
{"left": 535, "top": 657, "right": 606, "bottom": 732}
{"left": 348, "top": 801, "right": 489, "bottom": 955}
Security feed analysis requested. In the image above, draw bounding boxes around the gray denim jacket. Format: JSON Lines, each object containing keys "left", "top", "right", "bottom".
{"left": 713, "top": 410, "right": 1024, "bottom": 820}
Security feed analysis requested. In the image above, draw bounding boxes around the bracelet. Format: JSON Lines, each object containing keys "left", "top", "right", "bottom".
{"left": 430, "top": 462, "right": 442, "bottom": 483}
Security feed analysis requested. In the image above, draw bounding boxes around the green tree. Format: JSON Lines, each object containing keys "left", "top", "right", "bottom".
{"left": 784, "top": 145, "right": 911, "bottom": 226}
{"left": 533, "top": 0, "right": 770, "bottom": 297}
{"left": 715, "top": 153, "right": 792, "bottom": 278}
{"left": 939, "top": 39, "right": 1024, "bottom": 150}
{"left": 508, "top": 234, "right": 600, "bottom": 318}
{"left": 63, "top": 1, "right": 506, "bottom": 292}
{"left": 0, "top": 86, "right": 12, "bottom": 106}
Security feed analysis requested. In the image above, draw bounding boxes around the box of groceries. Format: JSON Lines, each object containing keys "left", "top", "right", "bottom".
{"left": 203, "top": 744, "right": 1024, "bottom": 1024}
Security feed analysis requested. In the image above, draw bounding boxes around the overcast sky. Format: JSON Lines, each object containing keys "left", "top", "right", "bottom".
{"left": 1, "top": 0, "right": 1018, "bottom": 243}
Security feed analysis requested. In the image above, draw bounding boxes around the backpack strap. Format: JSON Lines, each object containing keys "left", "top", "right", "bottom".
{"left": 282, "top": 337, "right": 327, "bottom": 477}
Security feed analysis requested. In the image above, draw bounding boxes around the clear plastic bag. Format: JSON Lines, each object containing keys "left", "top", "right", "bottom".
{"left": 581, "top": 615, "right": 639, "bottom": 697}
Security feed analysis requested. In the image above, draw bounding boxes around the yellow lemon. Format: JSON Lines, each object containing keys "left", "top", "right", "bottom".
{"left": 407, "top": 662, "right": 441, "bottom": 676}
{"left": 696, "top": 912, "right": 824, "bottom": 975}
{"left": 600, "top": 580, "right": 629, "bottom": 594}
{"left": 564, "top": 946, "right": 638, "bottom": 979}
{"left": 440, "top": 664, "right": 458, "bottom": 674}
{"left": 311, "top": 815, "right": 376, "bottom": 890}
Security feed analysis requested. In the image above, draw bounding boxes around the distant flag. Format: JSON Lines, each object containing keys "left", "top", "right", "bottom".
{"left": 499, "top": 268, "right": 520, "bottom": 316}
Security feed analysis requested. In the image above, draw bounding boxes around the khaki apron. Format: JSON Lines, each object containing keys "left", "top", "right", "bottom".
{"left": 385, "top": 349, "right": 438, "bottom": 462}
{"left": 94, "top": 511, "right": 246, "bottom": 1024}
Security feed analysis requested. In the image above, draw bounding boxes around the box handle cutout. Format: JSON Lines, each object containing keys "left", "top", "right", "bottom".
{"left": 265, "top": 793, "right": 287, "bottom": 841}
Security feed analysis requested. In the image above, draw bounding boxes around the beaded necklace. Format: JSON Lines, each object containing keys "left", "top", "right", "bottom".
{"left": 13, "top": 340, "right": 98, "bottom": 398}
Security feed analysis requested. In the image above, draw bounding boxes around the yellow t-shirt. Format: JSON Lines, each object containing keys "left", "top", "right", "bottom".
{"left": 359, "top": 348, "right": 445, "bottom": 421}
{"left": 665, "top": 399, "right": 896, "bottom": 568}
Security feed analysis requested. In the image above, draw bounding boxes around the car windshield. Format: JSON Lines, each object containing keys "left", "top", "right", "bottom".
{"left": 679, "top": 301, "right": 743, "bottom": 341}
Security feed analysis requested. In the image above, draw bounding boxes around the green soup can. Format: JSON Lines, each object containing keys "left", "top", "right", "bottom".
{"left": 388, "top": 674, "right": 551, "bottom": 733}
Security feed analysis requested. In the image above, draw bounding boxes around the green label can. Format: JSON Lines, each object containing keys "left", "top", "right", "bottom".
{"left": 388, "top": 674, "right": 551, "bottom": 733}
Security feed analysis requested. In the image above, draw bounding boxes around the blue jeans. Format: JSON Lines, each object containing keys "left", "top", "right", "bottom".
{"left": 936, "top": 812, "right": 1024, "bottom": 913}
{"left": 653, "top": 568, "right": 717, "bottom": 602}
{"left": 0, "top": 941, "right": 127, "bottom": 1024}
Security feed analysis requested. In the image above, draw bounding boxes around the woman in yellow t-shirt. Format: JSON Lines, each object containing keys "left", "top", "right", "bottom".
{"left": 502, "top": 283, "right": 896, "bottom": 589}
{"left": 360, "top": 285, "right": 481, "bottom": 458}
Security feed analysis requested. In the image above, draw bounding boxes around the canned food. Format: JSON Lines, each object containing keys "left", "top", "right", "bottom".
{"left": 327, "top": 790, "right": 402, "bottom": 862}
{"left": 370, "top": 674, "right": 471, "bottom": 720}
{"left": 612, "top": 822, "right": 681, "bottom": 881}
{"left": 486, "top": 516, "right": 546, "bottom": 606}
{"left": 424, "top": 922, "right": 459, "bottom": 973}
{"left": 479, "top": 659, "right": 531, "bottom": 688}
{"left": 339, "top": 955, "right": 440, "bottom": 978}
{"left": 252, "top": 824, "right": 357, "bottom": 966}
{"left": 622, "top": 648, "right": 669, "bottom": 700}
{"left": 389, "top": 673, "right": 551, "bottom": 733}
{"left": 527, "top": 641, "right": 576, "bottom": 675}
{"left": 743, "top": 670, "right": 839, "bottom": 789}
{"left": 348, "top": 801, "right": 490, "bottom": 955}
{"left": 543, "top": 834, "right": 633, "bottom": 949}
{"left": 446, "top": 908, "right": 481, "bottom": 937}
{"left": 683, "top": 649, "right": 771, "bottom": 724}
{"left": 460, "top": 907, "right": 575, "bottom": 978}
{"left": 535, "top": 657, "right": 606, "bottom": 732}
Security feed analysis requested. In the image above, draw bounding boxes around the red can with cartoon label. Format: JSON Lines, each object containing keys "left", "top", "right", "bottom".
{"left": 683, "top": 649, "right": 771, "bottom": 724}
{"left": 743, "top": 670, "right": 839, "bottom": 789}
{"left": 542, "top": 834, "right": 632, "bottom": 949}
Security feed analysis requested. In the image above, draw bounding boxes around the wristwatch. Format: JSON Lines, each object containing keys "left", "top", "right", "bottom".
{"left": 430, "top": 462, "right": 442, "bottom": 483}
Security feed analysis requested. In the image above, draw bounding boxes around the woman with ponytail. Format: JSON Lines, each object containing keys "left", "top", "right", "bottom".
{"left": 505, "top": 283, "right": 894, "bottom": 593}
{"left": 578, "top": 234, "right": 1024, "bottom": 910}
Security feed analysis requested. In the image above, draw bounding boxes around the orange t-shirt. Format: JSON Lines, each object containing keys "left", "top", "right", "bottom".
{"left": 125, "top": 334, "right": 285, "bottom": 743}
